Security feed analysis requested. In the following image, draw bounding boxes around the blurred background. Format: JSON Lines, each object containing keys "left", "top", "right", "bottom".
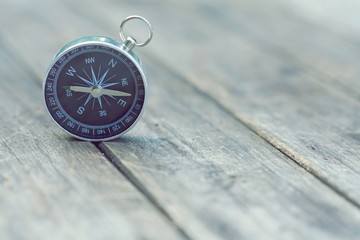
{"left": 1, "top": 0, "right": 360, "bottom": 239}
{"left": 2, "top": 0, "right": 360, "bottom": 101}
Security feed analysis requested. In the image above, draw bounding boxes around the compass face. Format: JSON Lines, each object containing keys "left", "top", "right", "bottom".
{"left": 44, "top": 41, "right": 146, "bottom": 141}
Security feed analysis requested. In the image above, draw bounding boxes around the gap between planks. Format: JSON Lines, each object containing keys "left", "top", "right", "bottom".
{"left": 0, "top": 32, "right": 193, "bottom": 240}
{"left": 139, "top": 51, "right": 360, "bottom": 211}
{"left": 2, "top": 1, "right": 359, "bottom": 219}
{"left": 94, "top": 142, "right": 193, "bottom": 240}
{"left": 55, "top": 1, "right": 360, "bottom": 209}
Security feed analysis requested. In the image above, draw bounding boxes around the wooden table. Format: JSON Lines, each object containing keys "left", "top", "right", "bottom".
{"left": 1, "top": 0, "right": 360, "bottom": 239}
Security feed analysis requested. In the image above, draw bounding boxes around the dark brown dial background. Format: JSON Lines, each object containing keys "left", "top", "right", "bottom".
{"left": 44, "top": 44, "right": 146, "bottom": 140}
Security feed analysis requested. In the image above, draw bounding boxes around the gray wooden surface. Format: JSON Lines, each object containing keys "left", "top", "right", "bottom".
{"left": 0, "top": 0, "right": 359, "bottom": 239}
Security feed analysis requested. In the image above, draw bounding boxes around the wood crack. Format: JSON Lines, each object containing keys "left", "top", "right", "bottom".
{"left": 144, "top": 52, "right": 360, "bottom": 211}
{"left": 94, "top": 142, "right": 193, "bottom": 240}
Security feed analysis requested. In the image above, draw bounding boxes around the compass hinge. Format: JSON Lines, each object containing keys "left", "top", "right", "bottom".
{"left": 121, "top": 37, "right": 137, "bottom": 52}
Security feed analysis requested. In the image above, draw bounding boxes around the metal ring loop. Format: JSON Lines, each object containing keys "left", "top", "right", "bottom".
{"left": 119, "top": 16, "right": 153, "bottom": 47}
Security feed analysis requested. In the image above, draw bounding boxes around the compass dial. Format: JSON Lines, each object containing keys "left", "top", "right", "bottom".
{"left": 44, "top": 41, "right": 146, "bottom": 141}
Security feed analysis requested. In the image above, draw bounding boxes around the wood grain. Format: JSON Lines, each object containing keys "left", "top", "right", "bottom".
{"left": 69, "top": 0, "right": 360, "bottom": 205}
{"left": 0, "top": 45, "right": 184, "bottom": 239}
{"left": 171, "top": 0, "right": 360, "bottom": 100}
{"left": 0, "top": 0, "right": 360, "bottom": 240}
{"left": 98, "top": 55, "right": 360, "bottom": 239}
{"left": 257, "top": 0, "right": 360, "bottom": 99}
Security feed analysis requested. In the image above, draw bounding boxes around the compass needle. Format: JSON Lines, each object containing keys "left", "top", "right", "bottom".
{"left": 44, "top": 16, "right": 152, "bottom": 141}
{"left": 101, "top": 89, "right": 132, "bottom": 97}
{"left": 68, "top": 86, "right": 93, "bottom": 93}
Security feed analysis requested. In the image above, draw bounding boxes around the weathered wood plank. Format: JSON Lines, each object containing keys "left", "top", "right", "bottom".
{"left": 2, "top": 0, "right": 360, "bottom": 240}
{"left": 273, "top": 0, "right": 360, "bottom": 99}
{"left": 98, "top": 56, "right": 360, "bottom": 239}
{"left": 192, "top": 0, "right": 360, "bottom": 100}
{"left": 67, "top": 0, "right": 360, "bottom": 205}
{"left": 277, "top": 0, "right": 360, "bottom": 30}
{"left": 4, "top": 0, "right": 356, "bottom": 238}
{"left": 0, "top": 44, "right": 185, "bottom": 239}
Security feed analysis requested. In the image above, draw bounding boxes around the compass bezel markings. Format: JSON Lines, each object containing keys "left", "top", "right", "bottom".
{"left": 44, "top": 41, "right": 146, "bottom": 140}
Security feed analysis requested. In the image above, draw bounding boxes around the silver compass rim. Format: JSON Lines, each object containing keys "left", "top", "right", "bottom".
{"left": 43, "top": 37, "right": 148, "bottom": 142}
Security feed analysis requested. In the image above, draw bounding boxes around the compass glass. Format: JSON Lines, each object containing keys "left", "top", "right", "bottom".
{"left": 44, "top": 42, "right": 146, "bottom": 141}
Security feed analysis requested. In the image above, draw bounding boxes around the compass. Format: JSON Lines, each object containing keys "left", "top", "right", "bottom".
{"left": 44, "top": 16, "right": 153, "bottom": 141}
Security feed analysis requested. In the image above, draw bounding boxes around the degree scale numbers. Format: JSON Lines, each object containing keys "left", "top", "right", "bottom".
{"left": 44, "top": 16, "right": 153, "bottom": 141}
{"left": 45, "top": 44, "right": 145, "bottom": 140}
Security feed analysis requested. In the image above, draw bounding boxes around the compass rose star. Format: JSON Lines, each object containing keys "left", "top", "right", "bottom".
{"left": 76, "top": 74, "right": 93, "bottom": 86}
{"left": 84, "top": 94, "right": 93, "bottom": 106}
{"left": 98, "top": 69, "right": 110, "bottom": 85}
{"left": 70, "top": 65, "right": 128, "bottom": 109}
{"left": 97, "top": 96, "right": 103, "bottom": 109}
{"left": 91, "top": 66, "right": 98, "bottom": 85}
